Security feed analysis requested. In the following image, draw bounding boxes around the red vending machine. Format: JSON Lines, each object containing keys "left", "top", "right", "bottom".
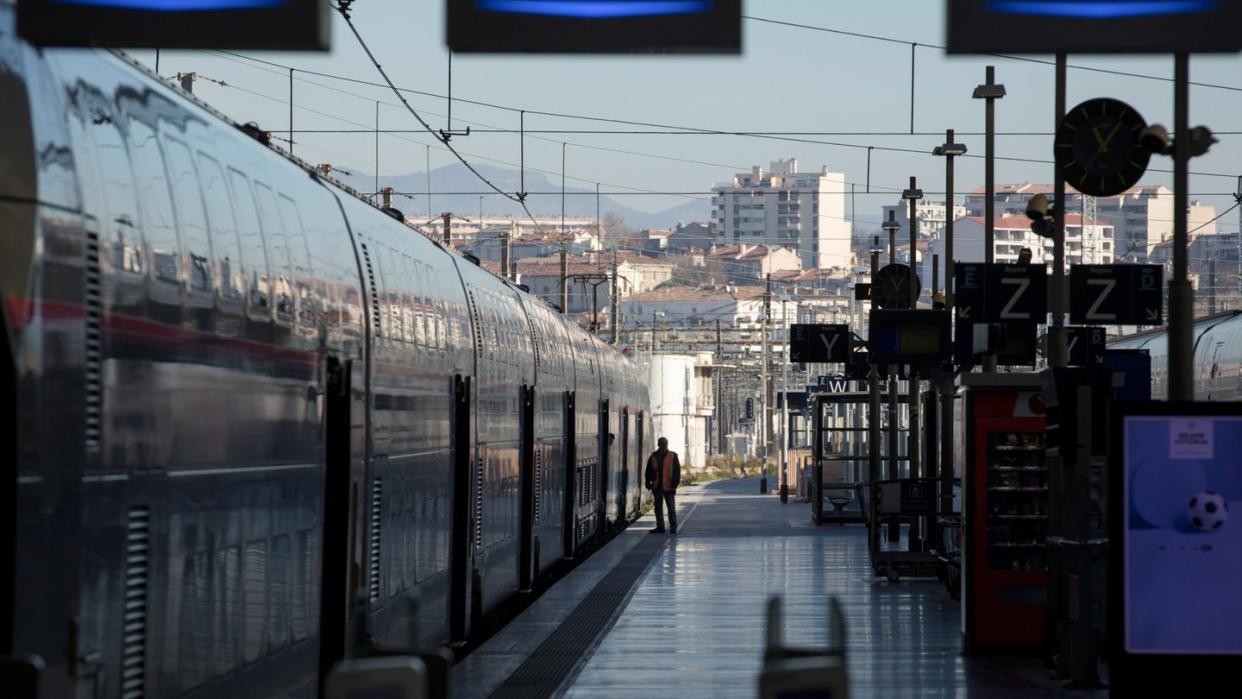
{"left": 961, "top": 374, "right": 1048, "bottom": 654}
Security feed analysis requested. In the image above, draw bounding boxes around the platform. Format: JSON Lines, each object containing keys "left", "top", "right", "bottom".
{"left": 450, "top": 477, "right": 1106, "bottom": 698}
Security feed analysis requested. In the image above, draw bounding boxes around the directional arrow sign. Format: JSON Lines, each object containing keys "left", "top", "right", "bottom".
{"left": 789, "top": 324, "right": 850, "bottom": 363}
{"left": 954, "top": 262, "right": 1047, "bottom": 322}
{"left": 1067, "top": 326, "right": 1107, "bottom": 367}
{"left": 1069, "top": 265, "right": 1163, "bottom": 325}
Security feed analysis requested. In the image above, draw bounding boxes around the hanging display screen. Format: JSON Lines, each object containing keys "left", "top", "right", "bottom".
{"left": 946, "top": 0, "right": 1242, "bottom": 53}
{"left": 447, "top": 0, "right": 741, "bottom": 52}
{"left": 18, "top": 0, "right": 328, "bottom": 49}
{"left": 1120, "top": 411, "right": 1242, "bottom": 654}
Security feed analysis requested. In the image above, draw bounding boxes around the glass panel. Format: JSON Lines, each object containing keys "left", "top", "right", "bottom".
{"left": 161, "top": 136, "right": 212, "bottom": 292}
{"left": 127, "top": 117, "right": 180, "bottom": 283}
{"left": 227, "top": 170, "right": 271, "bottom": 316}
{"left": 196, "top": 153, "right": 243, "bottom": 300}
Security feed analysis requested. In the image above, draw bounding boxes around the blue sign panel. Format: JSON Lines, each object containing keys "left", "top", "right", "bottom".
{"left": 987, "top": 0, "right": 1219, "bottom": 18}
{"left": 448, "top": 0, "right": 740, "bottom": 53}
{"left": 947, "top": 0, "right": 1242, "bottom": 53}
{"left": 20, "top": 0, "right": 327, "bottom": 48}
{"left": 476, "top": 1, "right": 711, "bottom": 18}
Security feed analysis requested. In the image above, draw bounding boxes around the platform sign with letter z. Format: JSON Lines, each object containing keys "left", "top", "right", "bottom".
{"left": 1070, "top": 265, "right": 1163, "bottom": 325}
{"left": 954, "top": 262, "right": 1047, "bottom": 322}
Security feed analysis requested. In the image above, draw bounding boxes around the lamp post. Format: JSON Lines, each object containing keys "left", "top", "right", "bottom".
{"left": 973, "top": 67, "right": 1006, "bottom": 372}
{"left": 932, "top": 132, "right": 966, "bottom": 519}
{"left": 868, "top": 235, "right": 884, "bottom": 554}
{"left": 880, "top": 212, "right": 902, "bottom": 542}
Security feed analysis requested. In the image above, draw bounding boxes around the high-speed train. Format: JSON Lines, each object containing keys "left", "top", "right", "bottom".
{"left": 0, "top": 8, "right": 651, "bottom": 697}
{"left": 1110, "top": 310, "right": 1242, "bottom": 400}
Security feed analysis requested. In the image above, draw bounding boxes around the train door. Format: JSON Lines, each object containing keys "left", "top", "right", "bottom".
{"left": 635, "top": 411, "right": 645, "bottom": 514}
{"left": 618, "top": 407, "right": 629, "bottom": 526}
{"left": 598, "top": 399, "right": 610, "bottom": 532}
{"left": 518, "top": 385, "right": 535, "bottom": 592}
{"left": 562, "top": 391, "right": 576, "bottom": 559}
{"left": 318, "top": 356, "right": 353, "bottom": 683}
{"left": 448, "top": 375, "right": 473, "bottom": 643}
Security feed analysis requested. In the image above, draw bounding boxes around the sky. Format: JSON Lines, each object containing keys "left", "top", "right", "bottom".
{"left": 135, "top": 1, "right": 1242, "bottom": 231}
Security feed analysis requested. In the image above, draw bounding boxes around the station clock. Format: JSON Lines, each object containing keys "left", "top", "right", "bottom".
{"left": 1055, "top": 98, "right": 1150, "bottom": 197}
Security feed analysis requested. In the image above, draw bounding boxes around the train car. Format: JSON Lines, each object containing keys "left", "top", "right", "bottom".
{"left": 1110, "top": 310, "right": 1242, "bottom": 400}
{"left": 0, "top": 8, "right": 649, "bottom": 697}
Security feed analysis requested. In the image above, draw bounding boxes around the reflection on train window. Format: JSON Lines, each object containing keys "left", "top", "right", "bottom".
{"left": 126, "top": 117, "right": 180, "bottom": 283}
{"left": 276, "top": 194, "right": 316, "bottom": 330}
{"left": 197, "top": 153, "right": 244, "bottom": 301}
{"left": 226, "top": 169, "right": 271, "bottom": 316}
{"left": 91, "top": 118, "right": 144, "bottom": 275}
{"left": 254, "top": 182, "right": 294, "bottom": 325}
{"left": 162, "top": 136, "right": 213, "bottom": 292}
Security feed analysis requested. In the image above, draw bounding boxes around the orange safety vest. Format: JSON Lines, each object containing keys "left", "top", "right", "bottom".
{"left": 653, "top": 451, "right": 676, "bottom": 492}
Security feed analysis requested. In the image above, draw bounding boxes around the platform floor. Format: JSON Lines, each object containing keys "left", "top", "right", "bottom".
{"left": 451, "top": 477, "right": 1106, "bottom": 699}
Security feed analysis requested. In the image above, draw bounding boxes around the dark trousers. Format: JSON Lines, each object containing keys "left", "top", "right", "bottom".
{"left": 654, "top": 489, "right": 677, "bottom": 531}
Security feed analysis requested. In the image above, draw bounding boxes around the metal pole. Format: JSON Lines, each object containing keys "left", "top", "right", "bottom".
{"left": 374, "top": 101, "right": 380, "bottom": 200}
{"left": 945, "top": 130, "right": 957, "bottom": 311}
{"left": 289, "top": 68, "right": 294, "bottom": 155}
{"left": 500, "top": 227, "right": 511, "bottom": 280}
{"left": 984, "top": 67, "right": 997, "bottom": 266}
{"left": 1168, "top": 52, "right": 1194, "bottom": 401}
{"left": 561, "top": 143, "right": 566, "bottom": 241}
{"left": 426, "top": 145, "right": 432, "bottom": 221}
{"left": 976, "top": 66, "right": 1005, "bottom": 372}
{"left": 781, "top": 297, "right": 789, "bottom": 503}
{"left": 1049, "top": 53, "right": 1069, "bottom": 368}
{"left": 908, "top": 176, "right": 920, "bottom": 307}
{"left": 760, "top": 274, "right": 771, "bottom": 494}
{"left": 610, "top": 249, "right": 619, "bottom": 344}
{"left": 1209, "top": 258, "right": 1217, "bottom": 316}
{"left": 559, "top": 248, "right": 568, "bottom": 314}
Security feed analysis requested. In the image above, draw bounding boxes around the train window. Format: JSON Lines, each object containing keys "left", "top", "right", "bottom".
{"left": 91, "top": 120, "right": 143, "bottom": 275}
{"left": 253, "top": 183, "right": 294, "bottom": 326}
{"left": 276, "top": 194, "right": 317, "bottom": 331}
{"left": 375, "top": 244, "right": 401, "bottom": 343}
{"left": 405, "top": 255, "right": 423, "bottom": 346}
{"left": 126, "top": 118, "right": 181, "bottom": 283}
{"left": 162, "top": 137, "right": 213, "bottom": 292}
{"left": 226, "top": 169, "right": 271, "bottom": 316}
{"left": 196, "top": 153, "right": 243, "bottom": 301}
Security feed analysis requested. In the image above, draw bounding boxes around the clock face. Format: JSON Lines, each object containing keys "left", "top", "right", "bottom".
{"left": 872, "top": 263, "right": 919, "bottom": 310}
{"left": 1056, "top": 97, "right": 1150, "bottom": 197}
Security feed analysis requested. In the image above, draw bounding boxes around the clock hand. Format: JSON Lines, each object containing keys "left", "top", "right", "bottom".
{"left": 1085, "top": 121, "right": 1125, "bottom": 167}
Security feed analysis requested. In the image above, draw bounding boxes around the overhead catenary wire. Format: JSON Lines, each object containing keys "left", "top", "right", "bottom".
{"left": 207, "top": 48, "right": 1240, "bottom": 181}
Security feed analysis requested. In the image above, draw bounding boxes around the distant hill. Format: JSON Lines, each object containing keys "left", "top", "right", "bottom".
{"left": 340, "top": 162, "right": 710, "bottom": 230}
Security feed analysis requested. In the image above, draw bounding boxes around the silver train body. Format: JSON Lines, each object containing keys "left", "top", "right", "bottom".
{"left": 1109, "top": 310, "right": 1242, "bottom": 400}
{"left": 0, "top": 9, "right": 650, "bottom": 697}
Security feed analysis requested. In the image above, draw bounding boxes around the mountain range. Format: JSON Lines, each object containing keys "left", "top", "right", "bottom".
{"left": 339, "top": 162, "right": 710, "bottom": 230}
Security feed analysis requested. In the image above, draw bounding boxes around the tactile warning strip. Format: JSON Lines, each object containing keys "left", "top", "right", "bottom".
{"left": 487, "top": 533, "right": 669, "bottom": 699}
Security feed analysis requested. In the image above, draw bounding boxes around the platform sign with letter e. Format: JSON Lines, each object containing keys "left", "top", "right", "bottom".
{"left": 789, "top": 324, "right": 850, "bottom": 363}
{"left": 1070, "top": 265, "right": 1163, "bottom": 325}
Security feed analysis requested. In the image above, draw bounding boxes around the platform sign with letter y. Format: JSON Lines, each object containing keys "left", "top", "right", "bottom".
{"left": 789, "top": 324, "right": 850, "bottom": 363}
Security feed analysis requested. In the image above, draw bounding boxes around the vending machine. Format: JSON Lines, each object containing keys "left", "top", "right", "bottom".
{"left": 961, "top": 374, "right": 1048, "bottom": 655}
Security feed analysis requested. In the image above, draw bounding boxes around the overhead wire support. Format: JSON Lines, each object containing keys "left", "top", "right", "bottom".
{"left": 331, "top": 1, "right": 550, "bottom": 238}
{"left": 439, "top": 51, "right": 471, "bottom": 142}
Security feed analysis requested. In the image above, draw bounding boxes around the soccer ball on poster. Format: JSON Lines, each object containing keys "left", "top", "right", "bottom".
{"left": 1188, "top": 492, "right": 1229, "bottom": 532}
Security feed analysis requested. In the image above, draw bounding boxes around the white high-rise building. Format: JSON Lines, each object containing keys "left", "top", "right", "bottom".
{"left": 711, "top": 159, "right": 852, "bottom": 270}
{"left": 881, "top": 201, "right": 968, "bottom": 241}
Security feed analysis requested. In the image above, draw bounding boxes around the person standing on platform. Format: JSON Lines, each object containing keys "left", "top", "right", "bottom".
{"left": 645, "top": 437, "right": 681, "bottom": 534}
